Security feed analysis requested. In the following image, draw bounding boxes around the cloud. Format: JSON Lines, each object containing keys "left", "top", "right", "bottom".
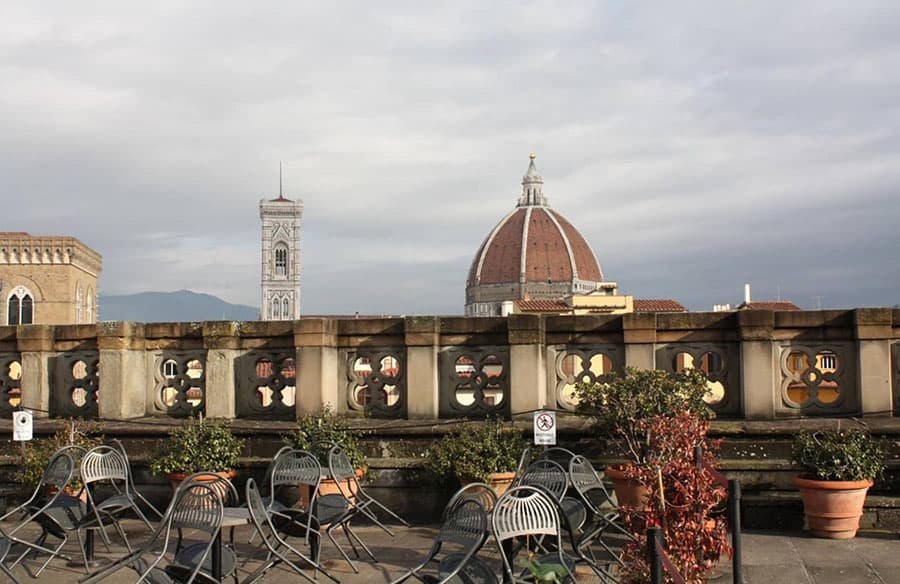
{"left": 2, "top": 1, "right": 898, "bottom": 313}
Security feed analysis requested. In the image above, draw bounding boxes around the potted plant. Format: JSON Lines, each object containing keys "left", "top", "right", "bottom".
{"left": 575, "top": 367, "right": 712, "bottom": 506}
{"left": 792, "top": 425, "right": 885, "bottom": 539}
{"left": 149, "top": 416, "right": 244, "bottom": 489}
{"left": 425, "top": 418, "right": 524, "bottom": 497}
{"left": 283, "top": 406, "right": 368, "bottom": 500}
{"left": 19, "top": 419, "right": 103, "bottom": 499}
{"left": 617, "top": 412, "right": 731, "bottom": 582}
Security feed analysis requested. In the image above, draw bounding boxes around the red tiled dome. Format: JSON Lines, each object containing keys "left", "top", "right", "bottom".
{"left": 467, "top": 206, "right": 603, "bottom": 286}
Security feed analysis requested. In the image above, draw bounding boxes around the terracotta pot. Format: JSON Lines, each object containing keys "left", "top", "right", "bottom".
{"left": 299, "top": 468, "right": 366, "bottom": 509}
{"left": 605, "top": 465, "right": 650, "bottom": 509}
{"left": 460, "top": 471, "right": 516, "bottom": 499}
{"left": 795, "top": 476, "right": 872, "bottom": 539}
{"left": 166, "top": 470, "right": 236, "bottom": 492}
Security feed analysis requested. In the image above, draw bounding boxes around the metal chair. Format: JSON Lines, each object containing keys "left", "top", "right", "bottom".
{"left": 81, "top": 481, "right": 225, "bottom": 584}
{"left": 518, "top": 459, "right": 586, "bottom": 534}
{"left": 568, "top": 455, "right": 636, "bottom": 581}
{"left": 171, "top": 472, "right": 240, "bottom": 582}
{"left": 242, "top": 478, "right": 339, "bottom": 584}
{"left": 0, "top": 451, "right": 78, "bottom": 579}
{"left": 491, "top": 486, "right": 577, "bottom": 584}
{"left": 327, "top": 444, "right": 409, "bottom": 533}
{"left": 108, "top": 438, "right": 165, "bottom": 520}
{"left": 81, "top": 445, "right": 155, "bottom": 547}
{"left": 390, "top": 499, "right": 491, "bottom": 584}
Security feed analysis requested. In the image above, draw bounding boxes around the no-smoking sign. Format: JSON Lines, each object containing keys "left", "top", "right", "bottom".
{"left": 533, "top": 411, "right": 556, "bottom": 445}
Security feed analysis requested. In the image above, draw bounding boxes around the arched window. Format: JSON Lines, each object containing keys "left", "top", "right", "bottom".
{"left": 85, "top": 286, "right": 93, "bottom": 322}
{"left": 6, "top": 286, "right": 34, "bottom": 325}
{"left": 282, "top": 298, "right": 290, "bottom": 320}
{"left": 273, "top": 298, "right": 281, "bottom": 319}
{"left": 75, "top": 286, "right": 83, "bottom": 324}
{"left": 7, "top": 296, "right": 19, "bottom": 325}
{"left": 274, "top": 246, "right": 288, "bottom": 277}
{"left": 21, "top": 296, "right": 32, "bottom": 324}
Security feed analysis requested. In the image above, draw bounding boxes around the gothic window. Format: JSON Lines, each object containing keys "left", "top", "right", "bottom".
{"left": 85, "top": 286, "right": 93, "bottom": 322}
{"left": 282, "top": 298, "right": 290, "bottom": 320}
{"left": 7, "top": 296, "right": 19, "bottom": 325}
{"left": 275, "top": 247, "right": 288, "bottom": 277}
{"left": 6, "top": 286, "right": 34, "bottom": 325}
{"left": 273, "top": 299, "right": 281, "bottom": 319}
{"left": 21, "top": 296, "right": 32, "bottom": 324}
{"left": 76, "top": 286, "right": 83, "bottom": 324}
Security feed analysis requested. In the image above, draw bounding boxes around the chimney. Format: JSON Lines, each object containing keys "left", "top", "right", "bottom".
{"left": 744, "top": 284, "right": 751, "bottom": 304}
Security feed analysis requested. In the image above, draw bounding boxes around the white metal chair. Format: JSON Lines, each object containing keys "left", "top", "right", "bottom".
{"left": 491, "top": 486, "right": 577, "bottom": 584}
{"left": 108, "top": 438, "right": 165, "bottom": 520}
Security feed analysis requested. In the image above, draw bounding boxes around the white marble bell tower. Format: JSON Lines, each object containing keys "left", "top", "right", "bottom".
{"left": 259, "top": 166, "right": 303, "bottom": 320}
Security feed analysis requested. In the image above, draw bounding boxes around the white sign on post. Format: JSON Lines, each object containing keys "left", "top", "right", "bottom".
{"left": 13, "top": 410, "right": 33, "bottom": 441}
{"left": 533, "top": 410, "right": 557, "bottom": 446}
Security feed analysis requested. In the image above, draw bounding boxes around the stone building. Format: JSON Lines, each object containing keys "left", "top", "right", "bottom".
{"left": 0, "top": 232, "right": 102, "bottom": 325}
{"left": 465, "top": 155, "right": 611, "bottom": 316}
{"left": 259, "top": 175, "right": 303, "bottom": 320}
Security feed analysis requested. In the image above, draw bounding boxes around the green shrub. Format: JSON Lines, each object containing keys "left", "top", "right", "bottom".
{"left": 574, "top": 366, "right": 712, "bottom": 464}
{"left": 792, "top": 426, "right": 885, "bottom": 482}
{"left": 283, "top": 406, "right": 367, "bottom": 471}
{"left": 425, "top": 419, "right": 525, "bottom": 483}
{"left": 19, "top": 419, "right": 103, "bottom": 490}
{"left": 149, "top": 417, "right": 244, "bottom": 476}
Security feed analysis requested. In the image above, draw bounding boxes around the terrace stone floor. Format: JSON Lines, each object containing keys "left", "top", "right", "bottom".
{"left": 1, "top": 518, "right": 898, "bottom": 583}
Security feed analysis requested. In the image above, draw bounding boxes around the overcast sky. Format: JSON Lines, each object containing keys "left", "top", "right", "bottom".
{"left": 3, "top": 2, "right": 899, "bottom": 314}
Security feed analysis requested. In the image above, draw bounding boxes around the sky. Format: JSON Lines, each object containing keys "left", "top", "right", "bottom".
{"left": 2, "top": 1, "right": 899, "bottom": 315}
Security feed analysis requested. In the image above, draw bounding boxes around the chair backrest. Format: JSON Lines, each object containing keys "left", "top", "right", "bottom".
{"left": 261, "top": 445, "right": 294, "bottom": 489}
{"left": 539, "top": 446, "right": 578, "bottom": 469}
{"left": 174, "top": 472, "right": 239, "bottom": 508}
{"left": 518, "top": 459, "right": 568, "bottom": 503}
{"left": 438, "top": 499, "right": 488, "bottom": 549}
{"left": 170, "top": 481, "right": 226, "bottom": 534}
{"left": 442, "top": 482, "right": 498, "bottom": 522}
{"left": 40, "top": 451, "right": 76, "bottom": 492}
{"left": 492, "top": 486, "right": 561, "bottom": 542}
{"left": 569, "top": 455, "right": 614, "bottom": 511}
{"left": 327, "top": 445, "right": 356, "bottom": 482}
{"left": 271, "top": 449, "right": 322, "bottom": 489}
{"left": 81, "top": 445, "right": 128, "bottom": 485}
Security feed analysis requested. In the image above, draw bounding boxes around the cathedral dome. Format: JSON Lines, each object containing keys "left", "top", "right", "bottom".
{"left": 465, "top": 156, "right": 604, "bottom": 316}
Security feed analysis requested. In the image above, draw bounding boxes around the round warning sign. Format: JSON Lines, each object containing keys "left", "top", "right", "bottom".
{"left": 533, "top": 410, "right": 556, "bottom": 445}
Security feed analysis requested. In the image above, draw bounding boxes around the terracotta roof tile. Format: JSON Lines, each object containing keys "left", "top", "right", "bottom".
{"left": 514, "top": 299, "right": 569, "bottom": 312}
{"left": 633, "top": 299, "right": 688, "bottom": 312}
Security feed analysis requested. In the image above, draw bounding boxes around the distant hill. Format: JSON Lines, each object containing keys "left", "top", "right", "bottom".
{"left": 99, "top": 290, "right": 258, "bottom": 322}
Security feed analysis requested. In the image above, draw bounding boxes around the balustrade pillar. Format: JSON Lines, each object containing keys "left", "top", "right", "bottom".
{"left": 738, "top": 310, "right": 776, "bottom": 420}
{"left": 16, "top": 325, "right": 53, "bottom": 418}
{"left": 854, "top": 308, "right": 893, "bottom": 416}
{"left": 623, "top": 312, "right": 656, "bottom": 369}
{"left": 96, "top": 321, "right": 147, "bottom": 420}
{"left": 203, "top": 322, "right": 240, "bottom": 419}
{"left": 295, "top": 318, "right": 338, "bottom": 415}
{"left": 508, "top": 314, "right": 547, "bottom": 415}
{"left": 405, "top": 317, "right": 440, "bottom": 418}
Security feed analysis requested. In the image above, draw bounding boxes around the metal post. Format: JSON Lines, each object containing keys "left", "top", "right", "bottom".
{"left": 648, "top": 527, "right": 663, "bottom": 584}
{"left": 729, "top": 480, "right": 742, "bottom": 583}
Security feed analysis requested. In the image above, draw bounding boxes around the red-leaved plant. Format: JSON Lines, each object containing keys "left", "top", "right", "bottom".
{"left": 618, "top": 413, "right": 732, "bottom": 584}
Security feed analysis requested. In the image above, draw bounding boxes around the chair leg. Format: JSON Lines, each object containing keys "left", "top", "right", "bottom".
{"left": 325, "top": 524, "right": 358, "bottom": 573}
{"left": 344, "top": 524, "right": 377, "bottom": 562}
{"left": 0, "top": 561, "right": 21, "bottom": 584}
{"left": 34, "top": 535, "right": 68, "bottom": 577}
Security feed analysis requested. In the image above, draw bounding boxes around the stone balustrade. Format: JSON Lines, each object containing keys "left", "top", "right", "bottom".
{"left": 0, "top": 308, "right": 897, "bottom": 422}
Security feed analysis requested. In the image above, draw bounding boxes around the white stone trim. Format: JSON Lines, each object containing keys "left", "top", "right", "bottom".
{"left": 519, "top": 207, "right": 532, "bottom": 283}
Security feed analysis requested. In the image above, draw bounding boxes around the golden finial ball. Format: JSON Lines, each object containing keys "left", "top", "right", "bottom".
{"left": 529, "top": 152, "right": 536, "bottom": 160}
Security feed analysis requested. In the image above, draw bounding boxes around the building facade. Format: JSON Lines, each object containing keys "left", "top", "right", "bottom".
{"left": 465, "top": 155, "right": 608, "bottom": 316}
{"left": 0, "top": 232, "right": 102, "bottom": 325}
{"left": 259, "top": 185, "right": 303, "bottom": 321}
